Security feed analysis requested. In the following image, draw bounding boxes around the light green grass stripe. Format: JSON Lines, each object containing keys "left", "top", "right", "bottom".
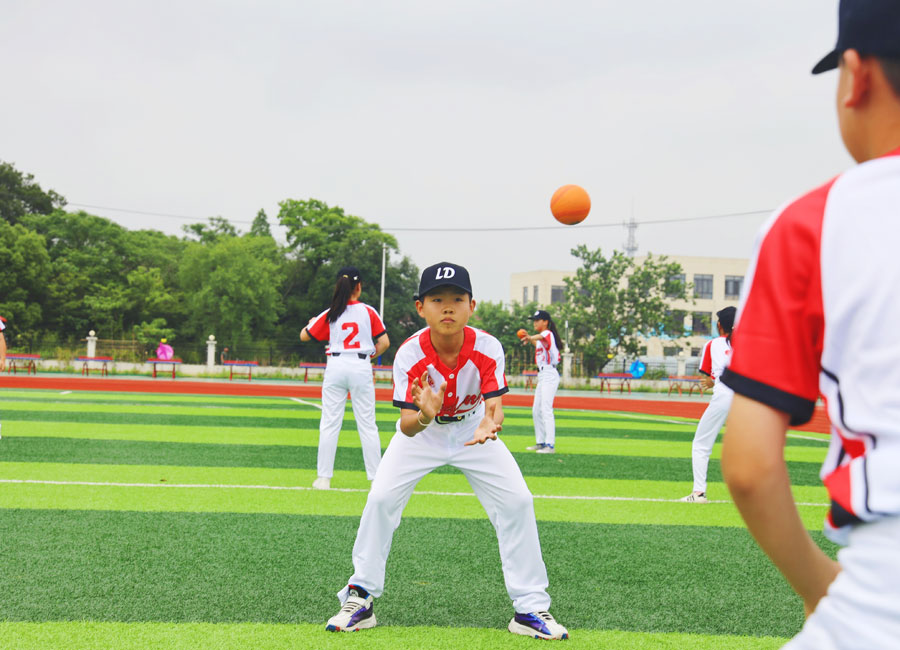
{"left": 0, "top": 462, "right": 831, "bottom": 504}
{"left": 0, "top": 621, "right": 788, "bottom": 650}
{"left": 1, "top": 423, "right": 827, "bottom": 463}
{"left": 0, "top": 478, "right": 829, "bottom": 530}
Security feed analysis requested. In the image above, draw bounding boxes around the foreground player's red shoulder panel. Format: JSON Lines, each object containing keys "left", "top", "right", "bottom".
{"left": 722, "top": 178, "right": 836, "bottom": 425}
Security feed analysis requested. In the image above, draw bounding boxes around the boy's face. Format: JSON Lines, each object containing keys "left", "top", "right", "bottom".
{"left": 416, "top": 286, "right": 475, "bottom": 336}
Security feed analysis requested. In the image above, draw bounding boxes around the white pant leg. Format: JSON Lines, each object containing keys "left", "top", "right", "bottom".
{"left": 533, "top": 379, "right": 546, "bottom": 445}
{"left": 537, "top": 368, "right": 559, "bottom": 447}
{"left": 691, "top": 389, "right": 733, "bottom": 494}
{"left": 317, "top": 359, "right": 349, "bottom": 479}
{"left": 347, "top": 361, "right": 382, "bottom": 480}
{"left": 452, "top": 437, "right": 551, "bottom": 613}
{"left": 340, "top": 426, "right": 448, "bottom": 601}
{"left": 782, "top": 516, "right": 900, "bottom": 650}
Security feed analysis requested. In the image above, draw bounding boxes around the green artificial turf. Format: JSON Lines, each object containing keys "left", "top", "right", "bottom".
{"left": 0, "top": 509, "right": 831, "bottom": 638}
{"left": 0, "top": 436, "right": 825, "bottom": 485}
{"left": 0, "top": 621, "right": 789, "bottom": 650}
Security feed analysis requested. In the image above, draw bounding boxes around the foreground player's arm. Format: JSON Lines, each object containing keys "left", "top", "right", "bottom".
{"left": 373, "top": 333, "right": 390, "bottom": 358}
{"left": 722, "top": 395, "right": 840, "bottom": 614}
{"left": 465, "top": 396, "right": 503, "bottom": 446}
{"left": 400, "top": 371, "right": 446, "bottom": 437}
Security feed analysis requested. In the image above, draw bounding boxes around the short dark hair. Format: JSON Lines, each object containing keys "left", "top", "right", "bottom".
{"left": 879, "top": 57, "right": 900, "bottom": 99}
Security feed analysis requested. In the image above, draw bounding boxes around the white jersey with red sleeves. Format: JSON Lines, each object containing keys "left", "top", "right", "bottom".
{"left": 393, "top": 326, "right": 508, "bottom": 417}
{"left": 534, "top": 330, "right": 560, "bottom": 371}
{"left": 722, "top": 146, "right": 900, "bottom": 543}
{"left": 306, "top": 301, "right": 386, "bottom": 356}
{"left": 698, "top": 336, "right": 732, "bottom": 395}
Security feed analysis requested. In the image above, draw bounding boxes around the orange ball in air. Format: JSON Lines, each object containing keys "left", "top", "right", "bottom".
{"left": 550, "top": 184, "right": 591, "bottom": 225}
{"left": 517, "top": 329, "right": 528, "bottom": 339}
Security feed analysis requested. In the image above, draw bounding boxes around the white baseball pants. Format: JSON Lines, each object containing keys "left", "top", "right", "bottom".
{"left": 690, "top": 387, "right": 733, "bottom": 494}
{"left": 339, "top": 410, "right": 552, "bottom": 613}
{"left": 317, "top": 355, "right": 382, "bottom": 480}
{"left": 782, "top": 515, "right": 900, "bottom": 649}
{"left": 533, "top": 367, "right": 560, "bottom": 447}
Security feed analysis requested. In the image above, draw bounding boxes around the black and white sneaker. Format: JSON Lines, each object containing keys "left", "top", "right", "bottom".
{"left": 325, "top": 585, "right": 376, "bottom": 632}
{"left": 508, "top": 611, "right": 569, "bottom": 640}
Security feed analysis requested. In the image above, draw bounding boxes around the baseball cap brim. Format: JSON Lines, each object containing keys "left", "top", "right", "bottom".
{"left": 812, "top": 49, "right": 840, "bottom": 74}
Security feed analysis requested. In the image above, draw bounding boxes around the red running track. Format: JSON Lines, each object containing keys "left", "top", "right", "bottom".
{"left": 0, "top": 375, "right": 831, "bottom": 434}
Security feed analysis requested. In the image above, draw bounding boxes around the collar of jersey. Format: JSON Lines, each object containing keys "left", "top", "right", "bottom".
{"left": 419, "top": 326, "right": 476, "bottom": 376}
{"left": 347, "top": 300, "right": 360, "bottom": 305}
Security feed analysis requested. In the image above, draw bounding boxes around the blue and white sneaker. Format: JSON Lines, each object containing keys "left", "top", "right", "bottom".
{"left": 526, "top": 443, "right": 546, "bottom": 451}
{"left": 325, "top": 585, "right": 376, "bottom": 632}
{"left": 536, "top": 444, "right": 555, "bottom": 454}
{"left": 508, "top": 611, "right": 569, "bottom": 640}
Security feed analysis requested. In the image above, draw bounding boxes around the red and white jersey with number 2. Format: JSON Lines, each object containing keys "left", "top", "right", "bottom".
{"left": 722, "top": 146, "right": 900, "bottom": 543}
{"left": 393, "top": 326, "right": 509, "bottom": 417}
{"left": 534, "top": 330, "right": 560, "bottom": 370}
{"left": 306, "top": 301, "right": 386, "bottom": 356}
{"left": 698, "top": 336, "right": 732, "bottom": 395}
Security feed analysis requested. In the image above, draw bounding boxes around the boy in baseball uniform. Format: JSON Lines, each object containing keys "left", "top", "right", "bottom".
{"left": 721, "top": 1, "right": 900, "bottom": 646}
{"left": 326, "top": 262, "right": 568, "bottom": 640}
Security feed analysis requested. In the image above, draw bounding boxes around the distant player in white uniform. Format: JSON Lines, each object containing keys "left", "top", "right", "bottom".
{"left": 326, "top": 262, "right": 568, "bottom": 640}
{"left": 721, "top": 2, "right": 900, "bottom": 646}
{"left": 521, "top": 310, "right": 562, "bottom": 454}
{"left": 680, "top": 306, "right": 735, "bottom": 503}
{"left": 301, "top": 266, "right": 390, "bottom": 490}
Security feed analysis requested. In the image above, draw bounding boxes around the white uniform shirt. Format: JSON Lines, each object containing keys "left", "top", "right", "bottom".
{"left": 722, "top": 146, "right": 900, "bottom": 542}
{"left": 698, "top": 336, "right": 732, "bottom": 395}
{"left": 393, "top": 326, "right": 508, "bottom": 417}
{"left": 534, "top": 330, "right": 560, "bottom": 371}
{"left": 306, "top": 301, "right": 386, "bottom": 357}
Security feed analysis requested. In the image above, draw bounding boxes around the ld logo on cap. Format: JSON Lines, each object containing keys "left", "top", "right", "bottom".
{"left": 435, "top": 266, "right": 456, "bottom": 280}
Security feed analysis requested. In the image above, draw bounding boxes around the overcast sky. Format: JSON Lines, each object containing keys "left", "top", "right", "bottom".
{"left": 1, "top": 0, "right": 849, "bottom": 303}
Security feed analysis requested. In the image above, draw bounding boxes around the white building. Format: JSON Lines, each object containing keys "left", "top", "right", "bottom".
{"left": 509, "top": 255, "right": 749, "bottom": 357}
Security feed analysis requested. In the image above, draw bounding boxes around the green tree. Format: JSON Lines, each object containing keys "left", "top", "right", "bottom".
{"left": 277, "top": 198, "right": 420, "bottom": 362}
{"left": 182, "top": 217, "right": 238, "bottom": 244}
{"left": 178, "top": 234, "right": 285, "bottom": 351}
{"left": 0, "top": 220, "right": 52, "bottom": 345}
{"left": 249, "top": 209, "right": 272, "bottom": 237}
{"left": 559, "top": 246, "right": 689, "bottom": 373}
{"left": 0, "top": 160, "right": 66, "bottom": 224}
{"left": 469, "top": 300, "right": 540, "bottom": 355}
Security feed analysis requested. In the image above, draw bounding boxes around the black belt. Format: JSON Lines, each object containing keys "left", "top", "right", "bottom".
{"left": 330, "top": 352, "right": 368, "bottom": 359}
{"left": 434, "top": 414, "right": 466, "bottom": 424}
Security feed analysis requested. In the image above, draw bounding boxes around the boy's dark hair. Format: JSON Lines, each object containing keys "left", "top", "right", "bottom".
{"left": 879, "top": 57, "right": 900, "bottom": 99}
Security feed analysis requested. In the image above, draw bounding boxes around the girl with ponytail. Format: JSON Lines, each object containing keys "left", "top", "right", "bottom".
{"left": 520, "top": 309, "right": 562, "bottom": 454}
{"left": 301, "top": 266, "right": 391, "bottom": 489}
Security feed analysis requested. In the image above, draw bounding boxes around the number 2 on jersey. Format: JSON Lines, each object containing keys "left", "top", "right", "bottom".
{"left": 341, "top": 322, "right": 361, "bottom": 349}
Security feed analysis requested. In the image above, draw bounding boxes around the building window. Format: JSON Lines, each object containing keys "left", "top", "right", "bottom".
{"left": 666, "top": 273, "right": 686, "bottom": 298}
{"left": 725, "top": 275, "right": 744, "bottom": 299}
{"left": 693, "top": 274, "right": 713, "bottom": 299}
{"left": 692, "top": 311, "right": 712, "bottom": 335}
{"left": 550, "top": 285, "right": 565, "bottom": 304}
{"left": 690, "top": 347, "right": 701, "bottom": 357}
{"left": 522, "top": 286, "right": 528, "bottom": 304}
{"left": 533, "top": 285, "right": 539, "bottom": 303}
{"left": 663, "top": 346, "right": 679, "bottom": 357}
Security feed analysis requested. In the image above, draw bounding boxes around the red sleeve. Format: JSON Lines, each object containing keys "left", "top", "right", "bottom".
{"left": 698, "top": 341, "right": 713, "bottom": 377}
{"left": 306, "top": 311, "right": 330, "bottom": 342}
{"left": 368, "top": 306, "right": 386, "bottom": 339}
{"left": 539, "top": 330, "right": 551, "bottom": 349}
{"left": 721, "top": 180, "right": 833, "bottom": 425}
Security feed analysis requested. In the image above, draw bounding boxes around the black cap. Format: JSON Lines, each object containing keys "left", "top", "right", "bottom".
{"left": 415, "top": 262, "right": 472, "bottom": 300}
{"left": 530, "top": 310, "right": 551, "bottom": 321}
{"left": 336, "top": 266, "right": 361, "bottom": 282}
{"left": 716, "top": 306, "right": 737, "bottom": 332}
{"left": 812, "top": 0, "right": 900, "bottom": 74}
